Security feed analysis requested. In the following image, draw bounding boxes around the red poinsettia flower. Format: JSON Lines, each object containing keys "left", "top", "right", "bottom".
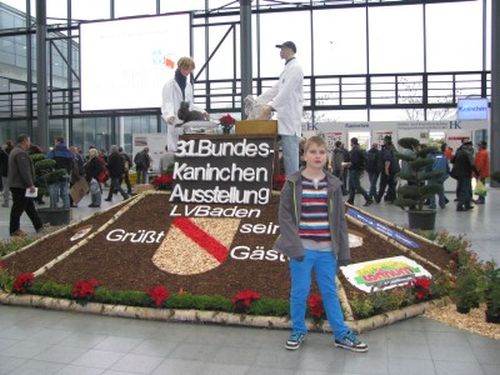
{"left": 408, "top": 276, "right": 432, "bottom": 301}
{"left": 231, "top": 290, "right": 261, "bottom": 313}
{"left": 219, "top": 114, "right": 236, "bottom": 126}
{"left": 72, "top": 279, "right": 99, "bottom": 300}
{"left": 13, "top": 273, "right": 34, "bottom": 293}
{"left": 151, "top": 175, "right": 174, "bottom": 190}
{"left": 273, "top": 175, "right": 287, "bottom": 191}
{"left": 146, "top": 285, "right": 170, "bottom": 308}
{"left": 0, "top": 261, "right": 5, "bottom": 269}
{"left": 308, "top": 294, "right": 324, "bottom": 319}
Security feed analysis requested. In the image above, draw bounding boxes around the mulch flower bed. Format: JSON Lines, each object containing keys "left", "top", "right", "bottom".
{"left": 3, "top": 194, "right": 450, "bottom": 302}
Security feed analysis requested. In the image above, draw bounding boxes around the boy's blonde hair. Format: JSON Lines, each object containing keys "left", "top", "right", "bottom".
{"left": 177, "top": 57, "right": 195, "bottom": 70}
{"left": 304, "top": 135, "right": 328, "bottom": 153}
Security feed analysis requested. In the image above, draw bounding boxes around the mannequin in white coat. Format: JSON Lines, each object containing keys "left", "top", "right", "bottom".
{"left": 161, "top": 57, "right": 207, "bottom": 151}
{"left": 256, "top": 41, "right": 304, "bottom": 176}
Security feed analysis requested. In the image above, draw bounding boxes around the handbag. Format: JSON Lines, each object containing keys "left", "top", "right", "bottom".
{"left": 90, "top": 178, "right": 100, "bottom": 194}
{"left": 97, "top": 168, "right": 109, "bottom": 183}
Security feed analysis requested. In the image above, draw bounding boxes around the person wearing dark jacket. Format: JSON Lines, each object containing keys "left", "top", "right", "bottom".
{"left": 0, "top": 140, "right": 13, "bottom": 207}
{"left": 105, "top": 145, "right": 129, "bottom": 202}
{"left": 8, "top": 134, "right": 43, "bottom": 236}
{"left": 347, "top": 138, "right": 372, "bottom": 207}
{"left": 451, "top": 141, "right": 478, "bottom": 211}
{"left": 118, "top": 147, "right": 133, "bottom": 195}
{"left": 366, "top": 143, "right": 380, "bottom": 200}
{"left": 84, "top": 148, "right": 104, "bottom": 207}
{"left": 47, "top": 137, "right": 73, "bottom": 209}
{"left": 376, "top": 136, "right": 399, "bottom": 203}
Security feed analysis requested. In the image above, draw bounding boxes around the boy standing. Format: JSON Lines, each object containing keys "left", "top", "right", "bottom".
{"left": 274, "top": 135, "right": 368, "bottom": 353}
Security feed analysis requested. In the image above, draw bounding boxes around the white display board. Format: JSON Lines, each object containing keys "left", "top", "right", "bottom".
{"left": 80, "top": 14, "right": 190, "bottom": 111}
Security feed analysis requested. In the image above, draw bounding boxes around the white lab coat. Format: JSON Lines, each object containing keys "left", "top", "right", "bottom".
{"left": 256, "top": 58, "right": 304, "bottom": 136}
{"left": 161, "top": 77, "right": 203, "bottom": 151}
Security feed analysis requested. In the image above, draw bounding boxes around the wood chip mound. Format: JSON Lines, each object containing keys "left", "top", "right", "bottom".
{"left": 424, "top": 303, "right": 500, "bottom": 340}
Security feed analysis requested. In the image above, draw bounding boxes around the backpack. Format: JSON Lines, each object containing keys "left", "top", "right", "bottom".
{"left": 433, "top": 154, "right": 449, "bottom": 181}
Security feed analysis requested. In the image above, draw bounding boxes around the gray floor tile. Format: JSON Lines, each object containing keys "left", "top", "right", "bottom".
{"left": 388, "top": 357, "right": 437, "bottom": 375}
{"left": 10, "top": 359, "right": 66, "bottom": 375}
{"left": 434, "top": 360, "right": 485, "bottom": 375}
{"left": 425, "top": 331, "right": 471, "bottom": 347}
{"left": 34, "top": 345, "right": 87, "bottom": 364}
{"left": 93, "top": 336, "right": 142, "bottom": 353}
{"left": 297, "top": 347, "right": 345, "bottom": 373}
{"left": 0, "top": 355, "right": 27, "bottom": 375}
{"left": 472, "top": 346, "right": 500, "bottom": 366}
{"left": 130, "top": 339, "right": 179, "bottom": 357}
{"left": 167, "top": 342, "right": 219, "bottom": 362}
{"left": 203, "top": 363, "right": 250, "bottom": 375}
{"left": 482, "top": 364, "right": 500, "bottom": 375}
{"left": 1, "top": 340, "right": 51, "bottom": 359}
{"left": 211, "top": 345, "right": 259, "bottom": 366}
{"left": 428, "top": 344, "right": 478, "bottom": 362}
{"left": 254, "top": 346, "right": 304, "bottom": 369}
{"left": 72, "top": 350, "right": 124, "bottom": 369}
{"left": 0, "top": 325, "right": 42, "bottom": 340}
{"left": 343, "top": 355, "right": 389, "bottom": 375}
{"left": 386, "top": 330, "right": 427, "bottom": 345}
{"left": 246, "top": 368, "right": 295, "bottom": 375}
{"left": 151, "top": 358, "right": 204, "bottom": 375}
{"left": 110, "top": 353, "right": 163, "bottom": 374}
{"left": 0, "top": 337, "right": 18, "bottom": 351}
{"left": 59, "top": 332, "right": 108, "bottom": 349}
{"left": 56, "top": 364, "right": 105, "bottom": 375}
{"left": 387, "top": 341, "right": 431, "bottom": 359}
{"left": 28, "top": 328, "right": 72, "bottom": 345}
{"left": 466, "top": 333, "right": 500, "bottom": 349}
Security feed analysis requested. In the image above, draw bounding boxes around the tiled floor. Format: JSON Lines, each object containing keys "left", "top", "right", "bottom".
{"left": 0, "top": 186, "right": 499, "bottom": 374}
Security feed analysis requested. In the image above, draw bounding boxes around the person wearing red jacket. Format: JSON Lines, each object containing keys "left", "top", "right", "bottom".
{"left": 473, "top": 141, "right": 490, "bottom": 204}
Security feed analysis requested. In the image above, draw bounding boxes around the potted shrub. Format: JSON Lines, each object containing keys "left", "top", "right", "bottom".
{"left": 484, "top": 266, "right": 500, "bottom": 324}
{"left": 394, "top": 138, "right": 444, "bottom": 230}
{"left": 454, "top": 268, "right": 481, "bottom": 314}
{"left": 31, "top": 153, "right": 71, "bottom": 225}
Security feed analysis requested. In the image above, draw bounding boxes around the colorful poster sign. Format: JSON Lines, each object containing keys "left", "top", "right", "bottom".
{"left": 346, "top": 208, "right": 419, "bottom": 249}
{"left": 340, "top": 256, "right": 432, "bottom": 293}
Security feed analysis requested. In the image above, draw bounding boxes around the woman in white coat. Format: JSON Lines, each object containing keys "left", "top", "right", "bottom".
{"left": 161, "top": 57, "right": 206, "bottom": 151}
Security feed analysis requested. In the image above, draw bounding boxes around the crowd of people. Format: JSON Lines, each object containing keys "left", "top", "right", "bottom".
{"left": 0, "top": 135, "right": 165, "bottom": 237}
{"left": 314, "top": 135, "right": 490, "bottom": 212}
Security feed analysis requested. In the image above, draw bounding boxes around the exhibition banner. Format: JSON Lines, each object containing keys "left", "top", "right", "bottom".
{"left": 346, "top": 208, "right": 419, "bottom": 249}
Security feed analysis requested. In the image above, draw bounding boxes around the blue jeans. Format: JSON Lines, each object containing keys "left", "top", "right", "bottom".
{"left": 368, "top": 171, "right": 379, "bottom": 199}
{"left": 289, "top": 250, "right": 349, "bottom": 339}
{"left": 428, "top": 179, "right": 446, "bottom": 209}
{"left": 48, "top": 181, "right": 70, "bottom": 209}
{"left": 281, "top": 134, "right": 299, "bottom": 176}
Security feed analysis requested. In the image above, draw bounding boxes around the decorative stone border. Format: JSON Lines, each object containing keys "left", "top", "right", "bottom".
{"left": 0, "top": 291, "right": 449, "bottom": 333}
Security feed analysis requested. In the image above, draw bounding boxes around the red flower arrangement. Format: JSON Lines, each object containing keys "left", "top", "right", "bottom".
{"left": 13, "top": 272, "right": 34, "bottom": 293}
{"left": 231, "top": 290, "right": 261, "bottom": 313}
{"left": 308, "top": 294, "right": 324, "bottom": 322}
{"left": 151, "top": 175, "right": 173, "bottom": 191}
{"left": 72, "top": 279, "right": 99, "bottom": 303}
{"left": 0, "top": 261, "right": 5, "bottom": 270}
{"left": 219, "top": 114, "right": 236, "bottom": 134}
{"left": 146, "top": 285, "right": 170, "bottom": 308}
{"left": 408, "top": 276, "right": 432, "bottom": 301}
{"left": 273, "top": 175, "right": 287, "bottom": 191}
